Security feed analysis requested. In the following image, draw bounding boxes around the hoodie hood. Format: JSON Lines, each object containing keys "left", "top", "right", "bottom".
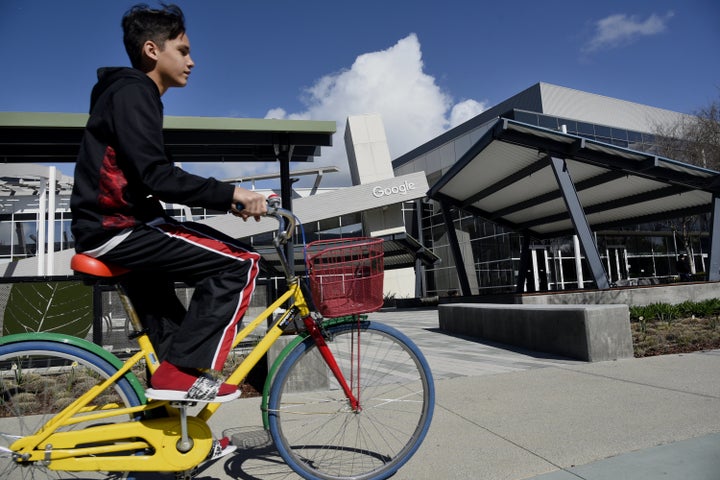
{"left": 89, "top": 67, "right": 157, "bottom": 112}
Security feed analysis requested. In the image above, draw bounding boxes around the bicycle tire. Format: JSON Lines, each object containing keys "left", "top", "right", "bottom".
{"left": 0, "top": 339, "right": 144, "bottom": 480}
{"left": 268, "top": 319, "right": 434, "bottom": 480}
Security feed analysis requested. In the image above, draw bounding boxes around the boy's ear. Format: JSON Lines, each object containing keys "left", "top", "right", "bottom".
{"left": 142, "top": 40, "right": 160, "bottom": 61}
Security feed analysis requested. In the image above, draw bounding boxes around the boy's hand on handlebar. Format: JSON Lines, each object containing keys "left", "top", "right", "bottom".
{"left": 231, "top": 187, "right": 267, "bottom": 221}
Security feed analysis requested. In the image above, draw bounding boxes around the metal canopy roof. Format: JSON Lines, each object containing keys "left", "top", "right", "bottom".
{"left": 0, "top": 112, "right": 335, "bottom": 164}
{"left": 428, "top": 118, "right": 720, "bottom": 239}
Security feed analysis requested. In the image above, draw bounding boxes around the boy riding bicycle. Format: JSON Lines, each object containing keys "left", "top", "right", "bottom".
{"left": 70, "top": 3, "right": 266, "bottom": 403}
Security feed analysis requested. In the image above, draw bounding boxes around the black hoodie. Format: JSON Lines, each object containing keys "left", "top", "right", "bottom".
{"left": 70, "top": 67, "right": 234, "bottom": 252}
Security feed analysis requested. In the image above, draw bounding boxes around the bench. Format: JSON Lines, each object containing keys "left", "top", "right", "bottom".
{"left": 438, "top": 303, "right": 633, "bottom": 362}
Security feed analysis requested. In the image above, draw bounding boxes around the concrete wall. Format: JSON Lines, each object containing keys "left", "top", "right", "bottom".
{"left": 514, "top": 281, "right": 720, "bottom": 307}
{"left": 345, "top": 114, "right": 416, "bottom": 298}
{"left": 345, "top": 114, "right": 395, "bottom": 185}
{"left": 439, "top": 303, "right": 634, "bottom": 362}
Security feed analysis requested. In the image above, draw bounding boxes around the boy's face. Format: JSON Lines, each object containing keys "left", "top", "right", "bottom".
{"left": 148, "top": 32, "right": 195, "bottom": 93}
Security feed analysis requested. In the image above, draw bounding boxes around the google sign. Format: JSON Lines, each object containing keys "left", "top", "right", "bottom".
{"left": 372, "top": 180, "right": 416, "bottom": 198}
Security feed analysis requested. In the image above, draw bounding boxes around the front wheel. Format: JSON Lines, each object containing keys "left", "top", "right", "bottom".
{"left": 268, "top": 319, "right": 434, "bottom": 480}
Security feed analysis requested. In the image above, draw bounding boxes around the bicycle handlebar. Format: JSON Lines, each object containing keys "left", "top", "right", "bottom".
{"left": 267, "top": 205, "right": 296, "bottom": 246}
{"left": 237, "top": 195, "right": 298, "bottom": 280}
{"left": 235, "top": 195, "right": 296, "bottom": 245}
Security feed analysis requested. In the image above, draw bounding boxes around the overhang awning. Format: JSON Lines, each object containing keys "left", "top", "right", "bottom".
{"left": 0, "top": 112, "right": 335, "bottom": 164}
{"left": 0, "top": 111, "right": 336, "bottom": 213}
{"left": 428, "top": 118, "right": 720, "bottom": 239}
{"left": 379, "top": 231, "right": 440, "bottom": 268}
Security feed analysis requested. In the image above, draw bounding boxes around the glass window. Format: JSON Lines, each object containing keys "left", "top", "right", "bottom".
{"left": 577, "top": 122, "right": 594, "bottom": 136}
{"left": 595, "top": 125, "right": 612, "bottom": 138}
{"left": 627, "top": 130, "right": 643, "bottom": 143}
{"left": 513, "top": 111, "right": 538, "bottom": 125}
{"left": 611, "top": 128, "right": 628, "bottom": 141}
{"left": 538, "top": 115, "right": 558, "bottom": 130}
{"left": 558, "top": 119, "right": 577, "bottom": 134}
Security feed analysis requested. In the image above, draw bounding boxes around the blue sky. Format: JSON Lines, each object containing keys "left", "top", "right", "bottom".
{"left": 1, "top": 0, "right": 719, "bottom": 185}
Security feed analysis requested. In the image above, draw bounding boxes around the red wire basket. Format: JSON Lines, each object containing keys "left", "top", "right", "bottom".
{"left": 306, "top": 238, "right": 384, "bottom": 318}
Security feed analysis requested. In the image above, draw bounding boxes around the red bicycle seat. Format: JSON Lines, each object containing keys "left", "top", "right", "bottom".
{"left": 71, "top": 254, "right": 130, "bottom": 277}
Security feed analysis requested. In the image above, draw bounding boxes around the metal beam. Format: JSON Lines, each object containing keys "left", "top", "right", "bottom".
{"left": 516, "top": 185, "right": 689, "bottom": 230}
{"left": 549, "top": 155, "right": 609, "bottom": 289}
{"left": 490, "top": 170, "right": 627, "bottom": 220}
{"left": 440, "top": 200, "right": 472, "bottom": 296}
{"left": 462, "top": 156, "right": 549, "bottom": 207}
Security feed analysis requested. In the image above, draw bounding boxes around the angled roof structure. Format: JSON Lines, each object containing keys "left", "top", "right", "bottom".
{"left": 428, "top": 118, "right": 720, "bottom": 238}
{"left": 427, "top": 118, "right": 720, "bottom": 290}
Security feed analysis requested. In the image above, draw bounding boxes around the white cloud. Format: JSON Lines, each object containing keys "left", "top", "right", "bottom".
{"left": 248, "top": 33, "right": 486, "bottom": 187}
{"left": 583, "top": 11, "right": 674, "bottom": 53}
{"left": 449, "top": 99, "right": 488, "bottom": 128}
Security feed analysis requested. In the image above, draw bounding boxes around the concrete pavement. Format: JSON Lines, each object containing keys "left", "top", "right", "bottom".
{"left": 144, "top": 308, "right": 720, "bottom": 480}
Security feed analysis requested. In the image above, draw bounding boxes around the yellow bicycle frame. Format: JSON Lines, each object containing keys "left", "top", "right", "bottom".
{"left": 9, "top": 277, "right": 312, "bottom": 473}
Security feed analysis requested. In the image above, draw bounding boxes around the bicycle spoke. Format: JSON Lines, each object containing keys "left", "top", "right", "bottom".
{"left": 268, "top": 320, "right": 434, "bottom": 480}
{"left": 0, "top": 342, "right": 142, "bottom": 480}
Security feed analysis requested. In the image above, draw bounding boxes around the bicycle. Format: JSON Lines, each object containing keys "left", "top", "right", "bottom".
{"left": 0, "top": 199, "right": 435, "bottom": 480}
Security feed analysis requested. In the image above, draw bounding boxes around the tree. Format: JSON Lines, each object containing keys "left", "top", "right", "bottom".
{"left": 683, "top": 95, "right": 720, "bottom": 169}
{"left": 652, "top": 90, "right": 720, "bottom": 273}
{"left": 654, "top": 90, "right": 720, "bottom": 169}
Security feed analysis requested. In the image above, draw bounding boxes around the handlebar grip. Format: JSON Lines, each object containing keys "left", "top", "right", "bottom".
{"left": 267, "top": 193, "right": 281, "bottom": 209}
{"left": 235, "top": 194, "right": 280, "bottom": 212}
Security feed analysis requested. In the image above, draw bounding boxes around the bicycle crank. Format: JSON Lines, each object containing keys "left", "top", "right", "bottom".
{"left": 17, "top": 417, "right": 213, "bottom": 472}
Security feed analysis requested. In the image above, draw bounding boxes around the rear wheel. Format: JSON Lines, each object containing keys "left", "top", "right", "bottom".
{"left": 268, "top": 319, "right": 434, "bottom": 480}
{"left": 0, "top": 340, "right": 144, "bottom": 480}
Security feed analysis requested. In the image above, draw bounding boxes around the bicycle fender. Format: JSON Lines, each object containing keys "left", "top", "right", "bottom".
{"left": 0, "top": 332, "right": 147, "bottom": 403}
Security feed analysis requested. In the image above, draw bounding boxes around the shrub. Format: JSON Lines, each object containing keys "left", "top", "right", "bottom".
{"left": 629, "top": 305, "right": 644, "bottom": 321}
{"left": 643, "top": 302, "right": 680, "bottom": 323}
{"left": 676, "top": 300, "right": 698, "bottom": 318}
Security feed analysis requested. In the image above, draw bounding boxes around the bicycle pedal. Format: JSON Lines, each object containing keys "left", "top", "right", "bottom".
{"left": 145, "top": 388, "right": 241, "bottom": 403}
{"left": 202, "top": 438, "right": 237, "bottom": 463}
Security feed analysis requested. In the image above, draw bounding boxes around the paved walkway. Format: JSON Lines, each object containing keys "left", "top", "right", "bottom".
{"left": 138, "top": 308, "right": 720, "bottom": 480}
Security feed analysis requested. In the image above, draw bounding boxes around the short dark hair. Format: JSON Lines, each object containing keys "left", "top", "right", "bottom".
{"left": 122, "top": 3, "right": 186, "bottom": 68}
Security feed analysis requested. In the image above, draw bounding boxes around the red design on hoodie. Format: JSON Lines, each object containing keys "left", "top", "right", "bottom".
{"left": 98, "top": 146, "right": 134, "bottom": 228}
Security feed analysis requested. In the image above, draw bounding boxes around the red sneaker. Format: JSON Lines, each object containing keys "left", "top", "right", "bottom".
{"left": 147, "top": 361, "right": 239, "bottom": 402}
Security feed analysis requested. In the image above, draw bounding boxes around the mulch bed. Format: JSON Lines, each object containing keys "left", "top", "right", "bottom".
{"left": 631, "top": 316, "right": 720, "bottom": 357}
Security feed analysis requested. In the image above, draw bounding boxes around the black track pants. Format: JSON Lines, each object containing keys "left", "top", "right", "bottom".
{"left": 96, "top": 219, "right": 260, "bottom": 370}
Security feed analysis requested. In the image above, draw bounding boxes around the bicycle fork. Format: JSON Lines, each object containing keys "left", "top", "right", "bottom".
{"left": 303, "top": 314, "right": 361, "bottom": 412}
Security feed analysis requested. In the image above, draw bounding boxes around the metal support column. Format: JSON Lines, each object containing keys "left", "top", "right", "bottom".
{"left": 414, "top": 199, "right": 426, "bottom": 297}
{"left": 277, "top": 144, "right": 295, "bottom": 274}
{"left": 549, "top": 156, "right": 610, "bottom": 289}
{"left": 707, "top": 194, "right": 720, "bottom": 281}
{"left": 440, "top": 200, "right": 472, "bottom": 296}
